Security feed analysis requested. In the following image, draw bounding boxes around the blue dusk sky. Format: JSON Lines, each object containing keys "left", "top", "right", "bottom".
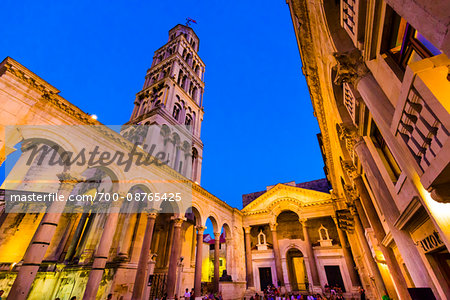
{"left": 0, "top": 0, "right": 325, "bottom": 210}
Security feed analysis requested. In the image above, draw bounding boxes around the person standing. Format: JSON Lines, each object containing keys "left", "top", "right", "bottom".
{"left": 359, "top": 287, "right": 366, "bottom": 300}
{"left": 184, "top": 288, "right": 191, "bottom": 299}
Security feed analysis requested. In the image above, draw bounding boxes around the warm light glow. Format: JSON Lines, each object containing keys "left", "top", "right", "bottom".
{"left": 91, "top": 114, "right": 98, "bottom": 120}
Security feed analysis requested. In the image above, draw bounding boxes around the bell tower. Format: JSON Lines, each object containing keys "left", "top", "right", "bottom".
{"left": 125, "top": 24, "right": 205, "bottom": 183}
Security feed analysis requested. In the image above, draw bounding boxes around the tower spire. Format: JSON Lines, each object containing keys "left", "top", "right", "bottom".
{"left": 124, "top": 24, "right": 205, "bottom": 183}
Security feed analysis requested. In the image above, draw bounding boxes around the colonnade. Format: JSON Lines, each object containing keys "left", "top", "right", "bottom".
{"left": 5, "top": 181, "right": 231, "bottom": 300}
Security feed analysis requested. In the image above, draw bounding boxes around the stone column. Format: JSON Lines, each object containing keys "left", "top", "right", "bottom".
{"left": 194, "top": 226, "right": 205, "bottom": 299}
{"left": 333, "top": 217, "right": 360, "bottom": 288}
{"left": 335, "top": 51, "right": 437, "bottom": 295}
{"left": 350, "top": 205, "right": 388, "bottom": 298}
{"left": 8, "top": 172, "right": 82, "bottom": 300}
{"left": 355, "top": 138, "right": 439, "bottom": 296}
{"left": 269, "top": 222, "right": 284, "bottom": 287}
{"left": 301, "top": 219, "right": 320, "bottom": 287}
{"left": 83, "top": 199, "right": 122, "bottom": 300}
{"left": 117, "top": 212, "right": 138, "bottom": 259}
{"left": 131, "top": 209, "right": 158, "bottom": 300}
{"left": 190, "top": 226, "right": 197, "bottom": 268}
{"left": 214, "top": 232, "right": 221, "bottom": 292}
{"left": 244, "top": 226, "right": 255, "bottom": 289}
{"left": 225, "top": 237, "right": 233, "bottom": 278}
{"left": 166, "top": 217, "right": 184, "bottom": 300}
{"left": 45, "top": 211, "right": 79, "bottom": 261}
{"left": 353, "top": 174, "right": 411, "bottom": 300}
{"left": 65, "top": 210, "right": 90, "bottom": 262}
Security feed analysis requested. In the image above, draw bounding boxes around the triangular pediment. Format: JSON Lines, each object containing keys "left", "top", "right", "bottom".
{"left": 241, "top": 183, "right": 331, "bottom": 214}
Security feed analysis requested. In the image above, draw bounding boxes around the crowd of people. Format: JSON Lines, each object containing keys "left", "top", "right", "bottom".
{"left": 243, "top": 283, "right": 367, "bottom": 300}
{"left": 157, "top": 288, "right": 224, "bottom": 300}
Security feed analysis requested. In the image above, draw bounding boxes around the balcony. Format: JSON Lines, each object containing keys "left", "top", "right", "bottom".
{"left": 392, "top": 54, "right": 450, "bottom": 202}
{"left": 340, "top": 0, "right": 366, "bottom": 49}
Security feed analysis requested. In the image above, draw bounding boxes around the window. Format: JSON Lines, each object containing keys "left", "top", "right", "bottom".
{"left": 177, "top": 70, "right": 183, "bottom": 85}
{"left": 382, "top": 6, "right": 441, "bottom": 71}
{"left": 185, "top": 114, "right": 193, "bottom": 129}
{"left": 370, "top": 121, "right": 402, "bottom": 183}
{"left": 186, "top": 53, "right": 192, "bottom": 65}
{"left": 181, "top": 75, "right": 187, "bottom": 89}
{"left": 172, "top": 104, "right": 181, "bottom": 120}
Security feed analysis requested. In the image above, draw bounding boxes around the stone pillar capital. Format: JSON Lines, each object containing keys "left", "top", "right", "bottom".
{"left": 269, "top": 222, "right": 278, "bottom": 231}
{"left": 72, "top": 205, "right": 85, "bottom": 214}
{"left": 171, "top": 217, "right": 186, "bottom": 227}
{"left": 333, "top": 49, "right": 369, "bottom": 88}
{"left": 214, "top": 232, "right": 221, "bottom": 240}
{"left": 109, "top": 199, "right": 124, "bottom": 212}
{"left": 337, "top": 123, "right": 358, "bottom": 141}
{"left": 353, "top": 135, "right": 366, "bottom": 151}
{"left": 244, "top": 226, "right": 252, "bottom": 234}
{"left": 57, "top": 172, "right": 84, "bottom": 191}
{"left": 147, "top": 210, "right": 159, "bottom": 219}
{"left": 196, "top": 225, "right": 206, "bottom": 234}
{"left": 300, "top": 218, "right": 309, "bottom": 227}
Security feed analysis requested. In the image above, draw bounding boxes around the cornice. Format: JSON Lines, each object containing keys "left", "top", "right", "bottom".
{"left": 0, "top": 56, "right": 100, "bottom": 126}
{"left": 289, "top": 0, "right": 338, "bottom": 191}
{"left": 242, "top": 183, "right": 331, "bottom": 213}
{"left": 242, "top": 197, "right": 333, "bottom": 217}
{"left": 0, "top": 57, "right": 59, "bottom": 94}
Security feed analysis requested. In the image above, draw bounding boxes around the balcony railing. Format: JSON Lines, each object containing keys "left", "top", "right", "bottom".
{"left": 392, "top": 55, "right": 450, "bottom": 201}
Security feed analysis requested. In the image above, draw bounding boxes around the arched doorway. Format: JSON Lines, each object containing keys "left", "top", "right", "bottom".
{"left": 286, "top": 248, "right": 308, "bottom": 292}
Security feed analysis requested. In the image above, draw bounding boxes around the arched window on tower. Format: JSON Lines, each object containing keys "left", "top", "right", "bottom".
{"left": 182, "top": 49, "right": 187, "bottom": 59}
{"left": 185, "top": 114, "right": 193, "bottom": 131}
{"left": 173, "top": 104, "right": 181, "bottom": 121}
{"left": 181, "top": 75, "right": 187, "bottom": 89}
{"left": 192, "top": 87, "right": 198, "bottom": 102}
{"left": 192, "top": 41, "right": 196, "bottom": 49}
{"left": 192, "top": 147, "right": 198, "bottom": 181}
{"left": 186, "top": 53, "right": 192, "bottom": 66}
{"left": 177, "top": 70, "right": 183, "bottom": 85}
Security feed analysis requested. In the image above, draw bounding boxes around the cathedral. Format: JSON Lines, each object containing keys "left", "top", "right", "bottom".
{"left": 0, "top": 0, "right": 449, "bottom": 299}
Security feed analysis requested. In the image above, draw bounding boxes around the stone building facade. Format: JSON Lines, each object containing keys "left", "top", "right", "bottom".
{"left": 0, "top": 24, "right": 363, "bottom": 300}
{"left": 0, "top": 10, "right": 448, "bottom": 300}
{"left": 286, "top": 0, "right": 450, "bottom": 299}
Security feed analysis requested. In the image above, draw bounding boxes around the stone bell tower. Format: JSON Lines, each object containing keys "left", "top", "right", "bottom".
{"left": 125, "top": 24, "right": 205, "bottom": 183}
